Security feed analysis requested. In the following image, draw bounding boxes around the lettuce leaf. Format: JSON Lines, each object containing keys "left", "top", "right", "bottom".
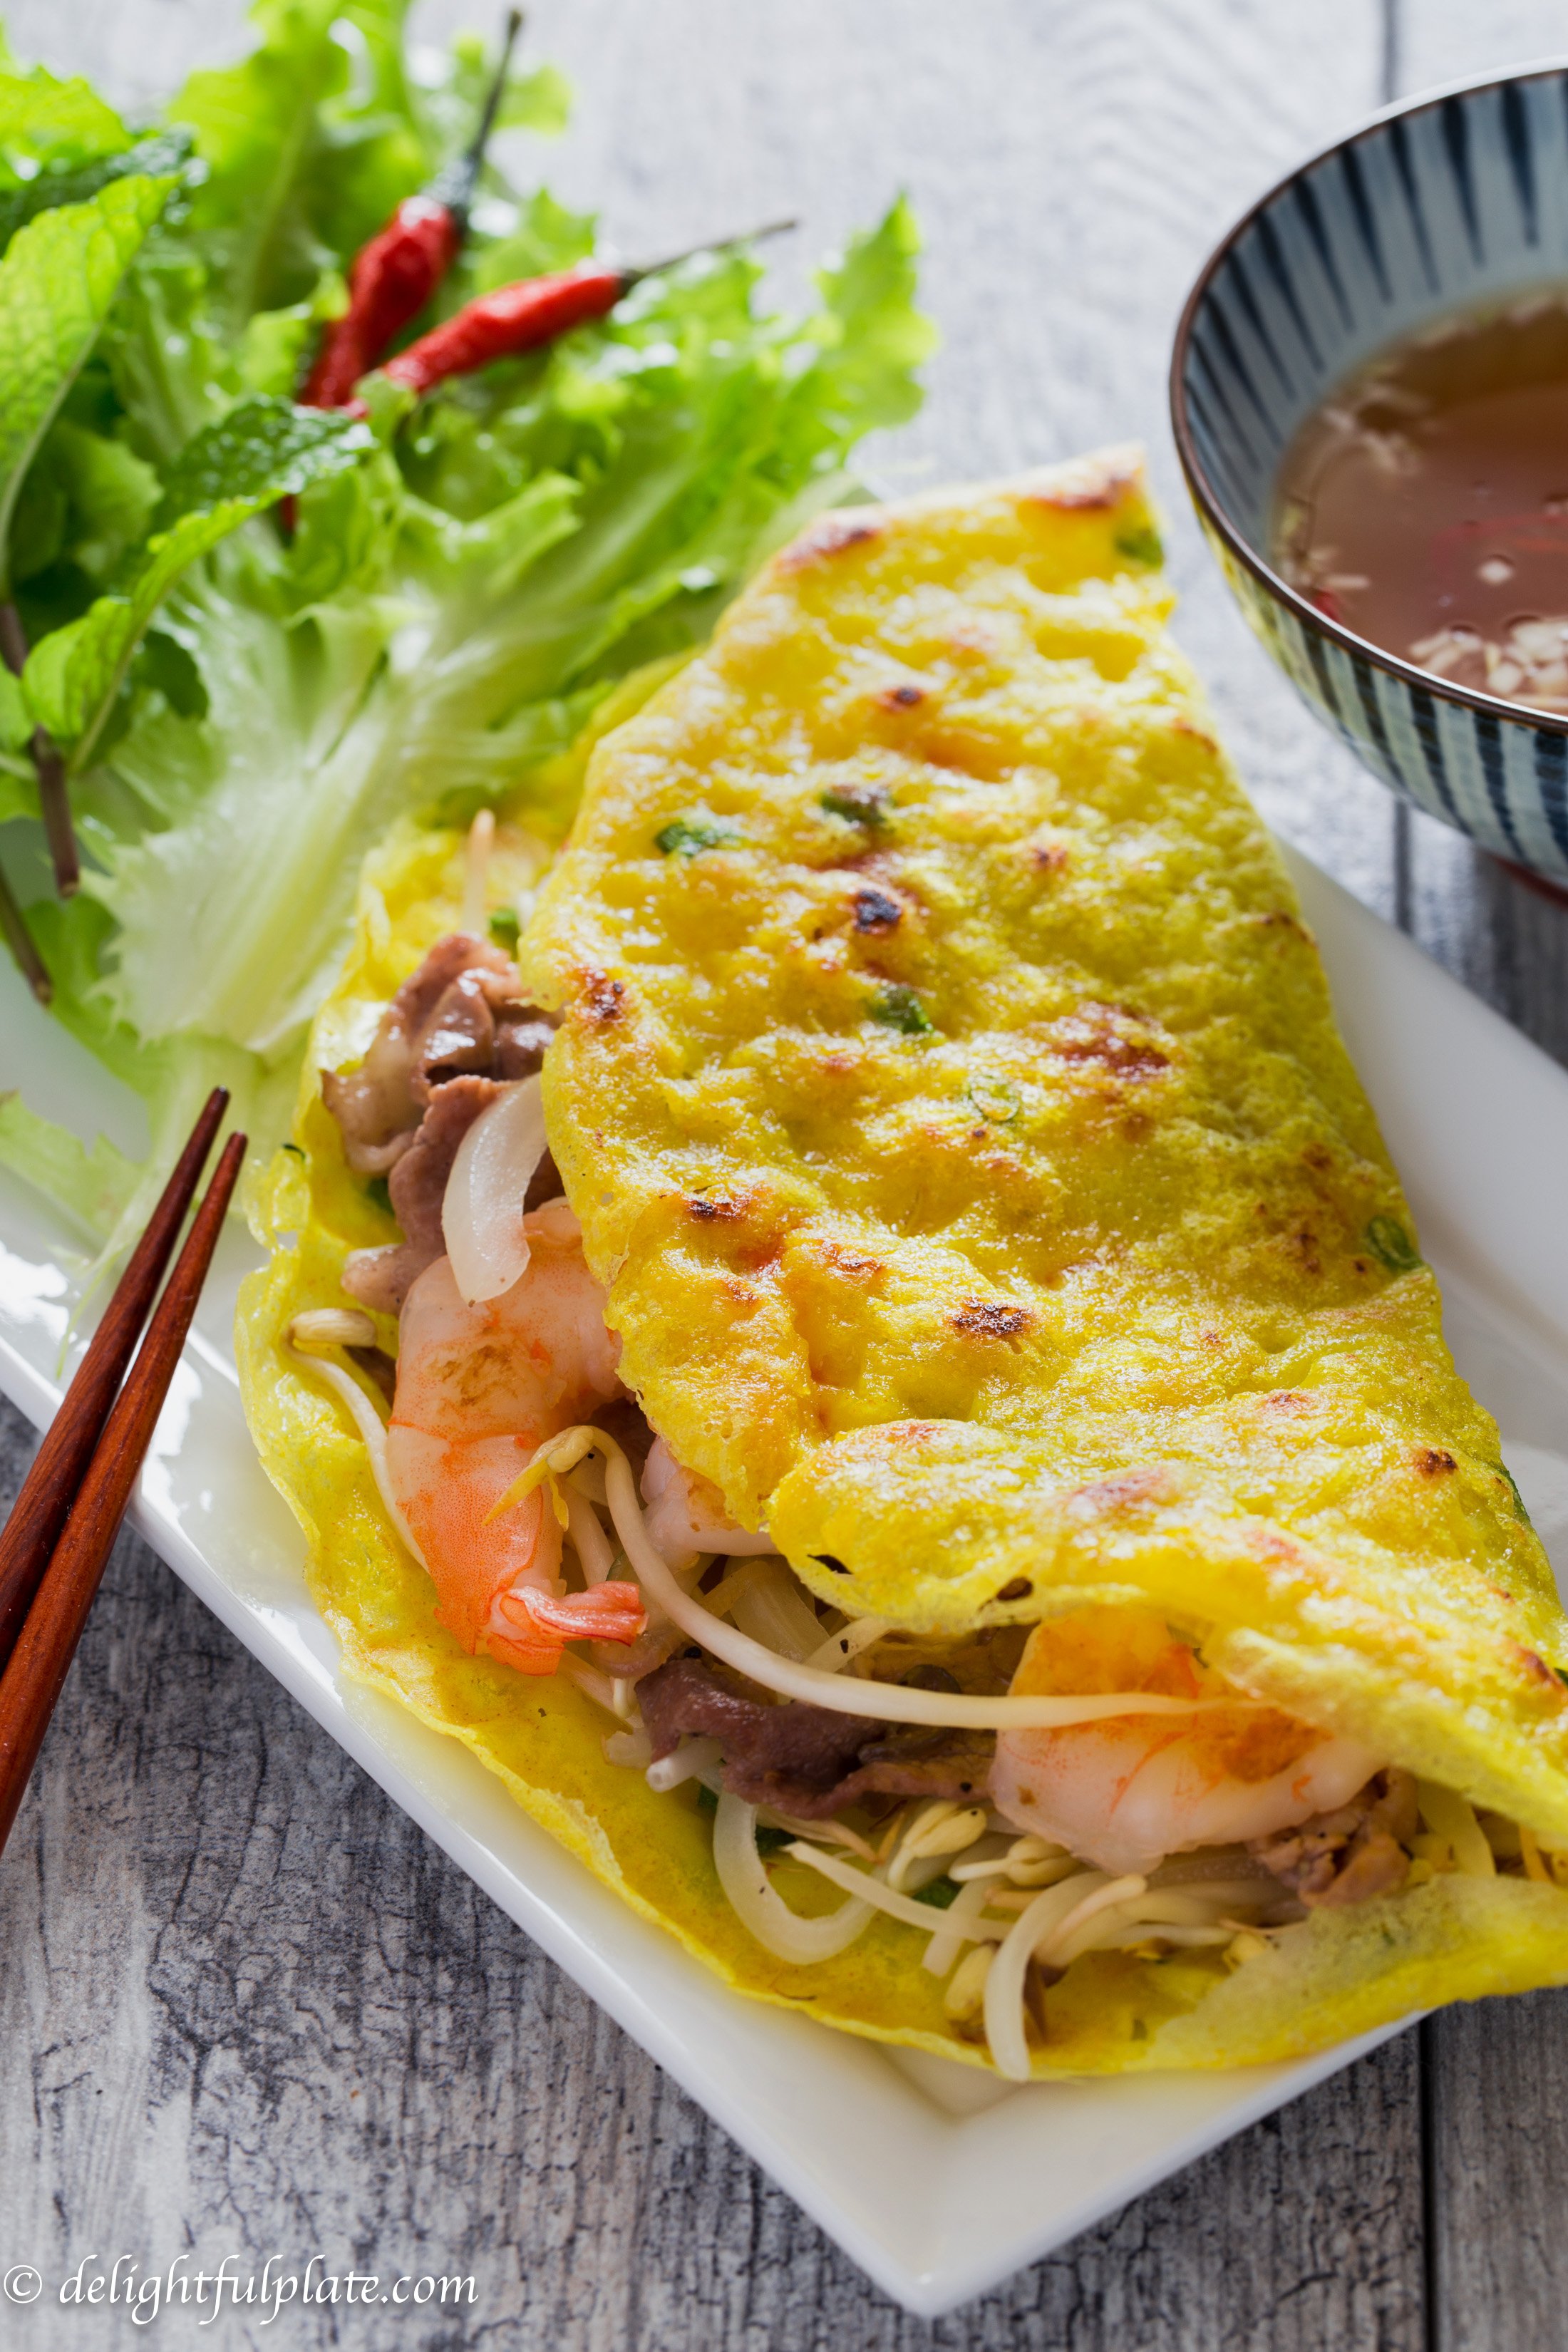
{"left": 0, "top": 1086, "right": 138, "bottom": 1238}
{"left": 0, "top": 173, "right": 175, "bottom": 588}
{"left": 0, "top": 0, "right": 929, "bottom": 1269}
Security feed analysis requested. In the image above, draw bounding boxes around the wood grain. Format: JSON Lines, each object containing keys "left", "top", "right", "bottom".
{"left": 1381, "top": 9, "right": 1568, "bottom": 2346}
{"left": 6, "top": 0, "right": 1564, "bottom": 2341}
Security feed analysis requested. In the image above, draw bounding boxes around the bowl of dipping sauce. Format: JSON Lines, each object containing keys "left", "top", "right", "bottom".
{"left": 1170, "top": 65, "right": 1568, "bottom": 887}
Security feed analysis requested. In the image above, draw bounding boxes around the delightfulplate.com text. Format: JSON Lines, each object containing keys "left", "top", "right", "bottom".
{"left": 3, "top": 2253, "right": 478, "bottom": 2325}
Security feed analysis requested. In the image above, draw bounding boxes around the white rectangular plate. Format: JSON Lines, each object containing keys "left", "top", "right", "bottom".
{"left": 1, "top": 841, "right": 1564, "bottom": 2319}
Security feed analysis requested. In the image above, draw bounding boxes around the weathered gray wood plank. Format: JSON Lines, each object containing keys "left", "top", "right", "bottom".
{"left": 0, "top": 1396, "right": 1425, "bottom": 2352}
{"left": 0, "top": 1, "right": 1471, "bottom": 2343}
{"left": 1384, "top": 9, "right": 1568, "bottom": 2348}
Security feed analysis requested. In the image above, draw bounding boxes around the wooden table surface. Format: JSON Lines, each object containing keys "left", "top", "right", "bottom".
{"left": 4, "top": 1, "right": 1568, "bottom": 2343}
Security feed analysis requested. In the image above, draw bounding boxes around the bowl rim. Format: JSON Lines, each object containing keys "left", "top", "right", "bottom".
{"left": 1169, "top": 53, "right": 1568, "bottom": 741}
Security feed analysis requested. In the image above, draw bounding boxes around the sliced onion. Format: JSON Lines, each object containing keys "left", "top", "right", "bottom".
{"left": 443, "top": 1076, "right": 547, "bottom": 1306}
{"left": 646, "top": 1735, "right": 723, "bottom": 1793}
{"left": 713, "top": 1793, "right": 874, "bottom": 1964}
{"left": 727, "top": 1559, "right": 827, "bottom": 1661}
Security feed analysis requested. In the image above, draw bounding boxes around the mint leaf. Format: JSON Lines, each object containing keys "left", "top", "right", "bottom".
{"left": 154, "top": 393, "right": 373, "bottom": 524}
{"left": 23, "top": 396, "right": 373, "bottom": 771}
{"left": 0, "top": 130, "right": 192, "bottom": 254}
{"left": 0, "top": 173, "right": 175, "bottom": 591}
{"left": 43, "top": 420, "right": 162, "bottom": 582}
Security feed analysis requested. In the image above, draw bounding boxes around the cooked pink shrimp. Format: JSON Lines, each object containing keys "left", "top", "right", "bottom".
{"left": 991, "top": 1606, "right": 1385, "bottom": 1875}
{"left": 387, "top": 1199, "right": 646, "bottom": 1673}
{"left": 641, "top": 1435, "right": 777, "bottom": 1559}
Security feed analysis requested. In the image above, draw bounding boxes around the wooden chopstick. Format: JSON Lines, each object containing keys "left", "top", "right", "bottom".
{"left": 0, "top": 1085, "right": 229, "bottom": 1670}
{"left": 0, "top": 1128, "right": 246, "bottom": 1859}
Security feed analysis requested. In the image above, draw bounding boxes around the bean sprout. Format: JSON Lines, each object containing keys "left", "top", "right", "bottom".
{"left": 528, "top": 1424, "right": 1208, "bottom": 1733}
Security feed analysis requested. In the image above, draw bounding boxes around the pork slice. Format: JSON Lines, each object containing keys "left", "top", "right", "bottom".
{"left": 495, "top": 1013, "right": 557, "bottom": 1080}
{"left": 413, "top": 969, "right": 500, "bottom": 1100}
{"left": 322, "top": 932, "right": 523, "bottom": 1170}
{"left": 343, "top": 1075, "right": 498, "bottom": 1314}
{"left": 1249, "top": 1767, "right": 1418, "bottom": 1909}
{"left": 636, "top": 1655, "right": 995, "bottom": 1818}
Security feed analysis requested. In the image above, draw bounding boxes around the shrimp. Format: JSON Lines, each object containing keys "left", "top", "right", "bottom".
{"left": 641, "top": 1435, "right": 777, "bottom": 1559}
{"left": 386, "top": 1198, "right": 646, "bottom": 1673}
{"left": 991, "top": 1606, "right": 1386, "bottom": 1876}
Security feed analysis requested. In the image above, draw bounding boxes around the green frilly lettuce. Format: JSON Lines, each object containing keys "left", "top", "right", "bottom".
{"left": 0, "top": 0, "right": 933, "bottom": 1270}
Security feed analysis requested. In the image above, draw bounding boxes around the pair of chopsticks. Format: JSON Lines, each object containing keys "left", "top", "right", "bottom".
{"left": 0, "top": 1088, "right": 244, "bottom": 1858}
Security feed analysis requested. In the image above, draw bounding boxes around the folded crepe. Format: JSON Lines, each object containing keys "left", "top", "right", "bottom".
{"left": 239, "top": 448, "right": 1568, "bottom": 2079}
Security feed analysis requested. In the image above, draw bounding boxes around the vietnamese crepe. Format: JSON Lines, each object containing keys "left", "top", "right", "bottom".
{"left": 239, "top": 451, "right": 1568, "bottom": 2078}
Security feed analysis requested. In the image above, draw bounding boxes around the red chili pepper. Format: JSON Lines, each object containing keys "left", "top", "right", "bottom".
{"left": 381, "top": 259, "right": 628, "bottom": 395}
{"left": 304, "top": 197, "right": 462, "bottom": 407}
{"left": 304, "top": 8, "right": 522, "bottom": 410}
{"left": 381, "top": 219, "right": 796, "bottom": 400}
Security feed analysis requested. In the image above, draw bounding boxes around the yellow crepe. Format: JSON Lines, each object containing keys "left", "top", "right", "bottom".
{"left": 240, "top": 455, "right": 1568, "bottom": 2073}
{"left": 523, "top": 448, "right": 1568, "bottom": 1847}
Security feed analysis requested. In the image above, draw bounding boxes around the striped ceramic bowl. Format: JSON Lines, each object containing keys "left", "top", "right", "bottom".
{"left": 1170, "top": 64, "right": 1568, "bottom": 885}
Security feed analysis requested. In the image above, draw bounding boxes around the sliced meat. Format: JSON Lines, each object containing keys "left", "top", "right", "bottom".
{"left": 414, "top": 967, "right": 505, "bottom": 1096}
{"left": 637, "top": 1654, "right": 994, "bottom": 1818}
{"left": 324, "top": 934, "right": 508, "bottom": 1173}
{"left": 343, "top": 1074, "right": 497, "bottom": 1314}
{"left": 495, "top": 1013, "right": 557, "bottom": 1081}
{"left": 1249, "top": 1767, "right": 1418, "bottom": 1909}
{"left": 321, "top": 932, "right": 557, "bottom": 1174}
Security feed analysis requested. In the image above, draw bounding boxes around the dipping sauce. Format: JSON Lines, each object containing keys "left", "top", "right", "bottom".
{"left": 1272, "top": 291, "right": 1568, "bottom": 710}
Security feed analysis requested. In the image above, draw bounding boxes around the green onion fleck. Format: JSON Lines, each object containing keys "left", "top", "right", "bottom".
{"left": 656, "top": 817, "right": 744, "bottom": 857}
{"left": 967, "top": 1076, "right": 1021, "bottom": 1125}
{"left": 1365, "top": 1214, "right": 1421, "bottom": 1275}
{"left": 870, "top": 983, "right": 933, "bottom": 1036}
{"left": 913, "top": 1875, "right": 961, "bottom": 1910}
{"left": 1497, "top": 1462, "right": 1535, "bottom": 1527}
{"left": 1114, "top": 522, "right": 1164, "bottom": 568}
{"left": 488, "top": 907, "right": 521, "bottom": 951}
{"left": 366, "top": 1175, "right": 392, "bottom": 1216}
{"left": 755, "top": 1825, "right": 792, "bottom": 1857}
{"left": 820, "top": 785, "right": 889, "bottom": 826}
